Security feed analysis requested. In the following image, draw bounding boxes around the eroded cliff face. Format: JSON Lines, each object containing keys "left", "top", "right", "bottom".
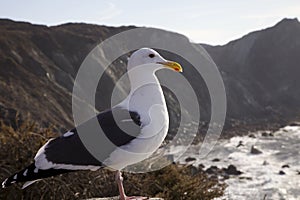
{"left": 0, "top": 18, "right": 299, "bottom": 133}
{"left": 202, "top": 18, "right": 300, "bottom": 123}
{"left": 0, "top": 19, "right": 132, "bottom": 128}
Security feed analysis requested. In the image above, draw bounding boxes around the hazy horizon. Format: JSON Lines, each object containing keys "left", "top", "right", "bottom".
{"left": 1, "top": 16, "right": 299, "bottom": 46}
{"left": 1, "top": 0, "right": 300, "bottom": 45}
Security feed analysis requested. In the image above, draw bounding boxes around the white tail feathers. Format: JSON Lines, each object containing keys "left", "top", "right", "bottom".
{"left": 22, "top": 179, "right": 40, "bottom": 189}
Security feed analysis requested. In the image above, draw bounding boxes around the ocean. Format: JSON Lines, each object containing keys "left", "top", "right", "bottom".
{"left": 165, "top": 125, "right": 300, "bottom": 200}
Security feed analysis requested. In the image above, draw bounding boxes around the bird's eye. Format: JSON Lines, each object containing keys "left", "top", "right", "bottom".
{"left": 149, "top": 53, "right": 155, "bottom": 58}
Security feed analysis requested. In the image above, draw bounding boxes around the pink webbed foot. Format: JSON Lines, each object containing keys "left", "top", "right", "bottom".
{"left": 122, "top": 196, "right": 148, "bottom": 200}
{"left": 115, "top": 171, "right": 148, "bottom": 200}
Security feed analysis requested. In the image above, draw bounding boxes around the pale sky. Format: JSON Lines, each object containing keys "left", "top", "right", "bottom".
{"left": 1, "top": 0, "right": 300, "bottom": 45}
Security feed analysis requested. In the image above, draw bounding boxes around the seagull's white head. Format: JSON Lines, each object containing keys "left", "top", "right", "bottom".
{"left": 127, "top": 48, "right": 183, "bottom": 73}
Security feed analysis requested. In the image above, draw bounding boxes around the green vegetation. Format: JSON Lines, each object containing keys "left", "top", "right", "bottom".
{"left": 0, "top": 120, "right": 225, "bottom": 200}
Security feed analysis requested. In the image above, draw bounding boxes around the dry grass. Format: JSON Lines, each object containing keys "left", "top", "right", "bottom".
{"left": 125, "top": 165, "right": 225, "bottom": 200}
{"left": 0, "top": 120, "right": 225, "bottom": 200}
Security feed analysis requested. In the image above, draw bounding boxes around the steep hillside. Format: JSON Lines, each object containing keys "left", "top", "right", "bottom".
{"left": 0, "top": 19, "right": 134, "bottom": 129}
{"left": 0, "top": 18, "right": 299, "bottom": 134}
{"left": 203, "top": 18, "right": 300, "bottom": 123}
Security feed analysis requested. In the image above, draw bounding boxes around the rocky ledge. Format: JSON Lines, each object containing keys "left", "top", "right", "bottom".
{"left": 87, "top": 197, "right": 163, "bottom": 200}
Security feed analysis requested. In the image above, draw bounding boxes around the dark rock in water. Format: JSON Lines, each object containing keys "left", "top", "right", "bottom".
{"left": 282, "top": 164, "right": 290, "bottom": 168}
{"left": 269, "top": 133, "right": 274, "bottom": 137}
{"left": 239, "top": 176, "right": 253, "bottom": 181}
{"left": 262, "top": 132, "right": 274, "bottom": 137}
{"left": 185, "top": 157, "right": 196, "bottom": 162}
{"left": 222, "top": 174, "right": 230, "bottom": 180}
{"left": 250, "top": 145, "right": 263, "bottom": 154}
{"left": 248, "top": 134, "right": 256, "bottom": 138}
{"left": 198, "top": 164, "right": 205, "bottom": 169}
{"left": 206, "top": 164, "right": 242, "bottom": 178}
{"left": 262, "top": 160, "right": 269, "bottom": 165}
{"left": 236, "top": 141, "right": 244, "bottom": 148}
{"left": 297, "top": 170, "right": 300, "bottom": 175}
{"left": 279, "top": 170, "right": 286, "bottom": 175}
{"left": 206, "top": 166, "right": 219, "bottom": 174}
{"left": 262, "top": 132, "right": 269, "bottom": 137}
{"left": 224, "top": 165, "right": 242, "bottom": 175}
{"left": 289, "top": 122, "right": 300, "bottom": 126}
{"left": 212, "top": 158, "right": 221, "bottom": 162}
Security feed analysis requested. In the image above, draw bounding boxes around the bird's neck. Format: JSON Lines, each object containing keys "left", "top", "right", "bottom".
{"left": 128, "top": 68, "right": 161, "bottom": 93}
{"left": 119, "top": 67, "right": 167, "bottom": 114}
{"left": 127, "top": 69, "right": 168, "bottom": 128}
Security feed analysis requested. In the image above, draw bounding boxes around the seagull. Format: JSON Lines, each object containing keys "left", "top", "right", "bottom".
{"left": 2, "top": 48, "right": 183, "bottom": 200}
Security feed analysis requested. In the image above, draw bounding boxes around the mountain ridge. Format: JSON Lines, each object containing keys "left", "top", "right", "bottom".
{"left": 0, "top": 18, "right": 299, "bottom": 134}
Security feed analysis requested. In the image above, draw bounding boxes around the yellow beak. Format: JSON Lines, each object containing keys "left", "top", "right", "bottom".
{"left": 157, "top": 61, "right": 183, "bottom": 72}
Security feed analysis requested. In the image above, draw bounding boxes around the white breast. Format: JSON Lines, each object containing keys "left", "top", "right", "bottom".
{"left": 104, "top": 83, "right": 169, "bottom": 170}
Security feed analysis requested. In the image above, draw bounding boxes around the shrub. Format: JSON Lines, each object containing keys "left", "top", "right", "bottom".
{"left": 0, "top": 120, "right": 225, "bottom": 200}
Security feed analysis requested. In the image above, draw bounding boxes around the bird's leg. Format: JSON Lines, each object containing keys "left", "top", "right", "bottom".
{"left": 116, "top": 170, "right": 126, "bottom": 200}
{"left": 115, "top": 170, "right": 149, "bottom": 200}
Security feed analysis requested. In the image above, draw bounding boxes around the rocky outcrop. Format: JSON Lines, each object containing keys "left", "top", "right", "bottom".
{"left": 202, "top": 18, "right": 300, "bottom": 124}
{"left": 250, "top": 145, "right": 263, "bottom": 154}
{"left": 0, "top": 18, "right": 299, "bottom": 133}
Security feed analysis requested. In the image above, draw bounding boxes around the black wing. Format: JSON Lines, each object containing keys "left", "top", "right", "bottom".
{"left": 2, "top": 107, "right": 142, "bottom": 188}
